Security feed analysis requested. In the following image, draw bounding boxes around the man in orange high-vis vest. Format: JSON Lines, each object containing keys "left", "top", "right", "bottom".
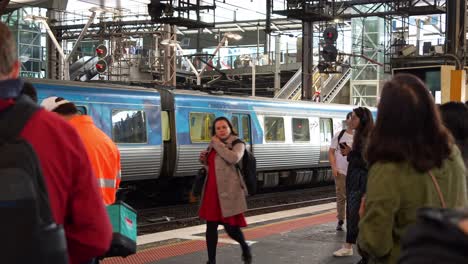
{"left": 41, "top": 96, "right": 121, "bottom": 205}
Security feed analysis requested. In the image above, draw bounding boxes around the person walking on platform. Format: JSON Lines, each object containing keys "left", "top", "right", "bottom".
{"left": 333, "top": 107, "right": 373, "bottom": 258}
{"left": 41, "top": 96, "right": 121, "bottom": 206}
{"left": 198, "top": 117, "right": 252, "bottom": 264}
{"left": 0, "top": 22, "right": 112, "bottom": 264}
{"left": 357, "top": 74, "right": 467, "bottom": 264}
{"left": 329, "top": 112, "right": 354, "bottom": 231}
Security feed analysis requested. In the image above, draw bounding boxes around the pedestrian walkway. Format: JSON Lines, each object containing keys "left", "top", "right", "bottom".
{"left": 103, "top": 203, "right": 362, "bottom": 264}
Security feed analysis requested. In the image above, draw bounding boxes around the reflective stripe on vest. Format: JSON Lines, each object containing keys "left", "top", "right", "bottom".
{"left": 99, "top": 178, "right": 116, "bottom": 189}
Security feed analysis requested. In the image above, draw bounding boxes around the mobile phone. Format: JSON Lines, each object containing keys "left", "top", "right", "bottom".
{"left": 339, "top": 142, "right": 348, "bottom": 149}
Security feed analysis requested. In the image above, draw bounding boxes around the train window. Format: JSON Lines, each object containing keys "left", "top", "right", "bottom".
{"left": 264, "top": 117, "right": 285, "bottom": 142}
{"left": 111, "top": 109, "right": 147, "bottom": 143}
{"left": 292, "top": 118, "right": 310, "bottom": 142}
{"left": 319, "top": 118, "right": 333, "bottom": 143}
{"left": 190, "top": 112, "right": 215, "bottom": 142}
{"left": 231, "top": 116, "right": 239, "bottom": 134}
{"left": 241, "top": 115, "right": 250, "bottom": 142}
{"left": 75, "top": 106, "right": 87, "bottom": 115}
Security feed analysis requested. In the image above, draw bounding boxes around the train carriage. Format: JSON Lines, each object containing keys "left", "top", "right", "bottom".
{"left": 31, "top": 79, "right": 164, "bottom": 181}
{"left": 30, "top": 79, "right": 375, "bottom": 198}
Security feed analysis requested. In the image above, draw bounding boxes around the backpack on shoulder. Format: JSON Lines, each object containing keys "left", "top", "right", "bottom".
{"left": 0, "top": 95, "right": 68, "bottom": 264}
{"left": 232, "top": 139, "right": 257, "bottom": 195}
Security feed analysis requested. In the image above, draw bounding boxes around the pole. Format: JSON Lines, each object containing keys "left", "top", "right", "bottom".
{"left": 252, "top": 58, "right": 256, "bottom": 96}
{"left": 274, "top": 35, "right": 281, "bottom": 94}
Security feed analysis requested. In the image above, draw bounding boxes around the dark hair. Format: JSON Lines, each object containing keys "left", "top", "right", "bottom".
{"left": 346, "top": 112, "right": 352, "bottom": 120}
{"left": 211, "top": 116, "right": 238, "bottom": 136}
{"left": 439, "top": 102, "right": 468, "bottom": 142}
{"left": 21, "top": 81, "right": 38, "bottom": 103}
{"left": 366, "top": 74, "right": 453, "bottom": 172}
{"left": 352, "top": 107, "right": 374, "bottom": 152}
{"left": 53, "top": 97, "right": 78, "bottom": 115}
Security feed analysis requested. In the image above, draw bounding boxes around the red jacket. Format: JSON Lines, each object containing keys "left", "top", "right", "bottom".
{"left": 7, "top": 102, "right": 113, "bottom": 264}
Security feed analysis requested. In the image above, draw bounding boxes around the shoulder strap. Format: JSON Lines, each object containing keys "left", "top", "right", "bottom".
{"left": 232, "top": 138, "right": 244, "bottom": 146}
{"left": 337, "top": 129, "right": 346, "bottom": 143}
{"left": 0, "top": 95, "right": 40, "bottom": 140}
{"left": 428, "top": 171, "right": 446, "bottom": 208}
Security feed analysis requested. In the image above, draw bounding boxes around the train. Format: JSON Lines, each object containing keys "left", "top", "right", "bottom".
{"left": 30, "top": 78, "right": 372, "bottom": 199}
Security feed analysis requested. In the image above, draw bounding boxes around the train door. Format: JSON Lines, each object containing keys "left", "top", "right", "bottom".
{"left": 231, "top": 114, "right": 252, "bottom": 150}
{"left": 319, "top": 118, "right": 333, "bottom": 163}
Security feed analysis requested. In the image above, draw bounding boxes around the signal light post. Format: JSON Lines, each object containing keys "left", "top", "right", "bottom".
{"left": 322, "top": 27, "right": 338, "bottom": 63}
{"left": 95, "top": 44, "right": 111, "bottom": 75}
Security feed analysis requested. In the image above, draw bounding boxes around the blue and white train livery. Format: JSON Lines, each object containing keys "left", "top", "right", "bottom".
{"left": 30, "top": 78, "right": 374, "bottom": 195}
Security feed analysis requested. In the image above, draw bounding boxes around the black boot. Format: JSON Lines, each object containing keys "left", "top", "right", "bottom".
{"left": 242, "top": 247, "right": 252, "bottom": 264}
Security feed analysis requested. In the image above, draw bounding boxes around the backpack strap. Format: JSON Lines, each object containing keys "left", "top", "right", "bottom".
{"left": 0, "top": 95, "right": 40, "bottom": 140}
{"left": 337, "top": 129, "right": 346, "bottom": 143}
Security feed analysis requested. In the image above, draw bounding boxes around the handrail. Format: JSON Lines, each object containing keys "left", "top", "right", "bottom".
{"left": 323, "top": 68, "right": 351, "bottom": 103}
{"left": 274, "top": 66, "right": 302, "bottom": 99}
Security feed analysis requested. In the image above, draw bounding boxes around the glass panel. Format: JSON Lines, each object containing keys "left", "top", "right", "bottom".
{"left": 264, "top": 117, "right": 285, "bottom": 142}
{"left": 75, "top": 106, "right": 87, "bottom": 115}
{"left": 292, "top": 118, "right": 310, "bottom": 142}
{"left": 319, "top": 118, "right": 333, "bottom": 143}
{"left": 241, "top": 115, "right": 251, "bottom": 142}
{"left": 112, "top": 109, "right": 147, "bottom": 143}
{"left": 190, "top": 112, "right": 215, "bottom": 142}
{"left": 231, "top": 116, "right": 239, "bottom": 135}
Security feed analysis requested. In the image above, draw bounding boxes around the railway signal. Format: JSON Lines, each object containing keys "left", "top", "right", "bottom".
{"left": 322, "top": 27, "right": 338, "bottom": 62}
{"left": 95, "top": 44, "right": 110, "bottom": 73}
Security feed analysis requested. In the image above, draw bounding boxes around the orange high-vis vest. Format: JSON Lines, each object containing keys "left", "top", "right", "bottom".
{"left": 69, "top": 115, "right": 121, "bottom": 205}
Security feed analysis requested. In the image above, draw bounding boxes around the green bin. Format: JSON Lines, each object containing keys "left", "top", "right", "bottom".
{"left": 105, "top": 201, "right": 137, "bottom": 257}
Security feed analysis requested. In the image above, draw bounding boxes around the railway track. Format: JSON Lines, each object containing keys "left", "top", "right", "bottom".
{"left": 138, "top": 185, "right": 336, "bottom": 235}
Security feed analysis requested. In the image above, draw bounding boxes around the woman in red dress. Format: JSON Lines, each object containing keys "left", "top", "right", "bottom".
{"left": 199, "top": 117, "right": 252, "bottom": 264}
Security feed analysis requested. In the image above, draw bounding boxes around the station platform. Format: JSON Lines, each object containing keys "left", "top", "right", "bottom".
{"left": 103, "top": 203, "right": 362, "bottom": 264}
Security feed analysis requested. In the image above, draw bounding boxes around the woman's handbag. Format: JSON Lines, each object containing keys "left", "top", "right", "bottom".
{"left": 192, "top": 167, "right": 206, "bottom": 197}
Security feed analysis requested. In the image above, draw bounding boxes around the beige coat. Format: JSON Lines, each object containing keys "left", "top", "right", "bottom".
{"left": 200, "top": 135, "right": 248, "bottom": 217}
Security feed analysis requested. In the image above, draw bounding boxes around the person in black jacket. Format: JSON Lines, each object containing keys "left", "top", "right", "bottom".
{"left": 399, "top": 208, "right": 468, "bottom": 264}
{"left": 439, "top": 102, "right": 468, "bottom": 188}
{"left": 333, "top": 107, "right": 374, "bottom": 259}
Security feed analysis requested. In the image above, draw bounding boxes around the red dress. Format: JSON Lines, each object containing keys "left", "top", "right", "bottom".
{"left": 199, "top": 150, "right": 247, "bottom": 227}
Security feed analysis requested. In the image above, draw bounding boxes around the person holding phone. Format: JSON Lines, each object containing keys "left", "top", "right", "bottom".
{"left": 329, "top": 112, "right": 354, "bottom": 232}
{"left": 333, "top": 107, "right": 374, "bottom": 261}
{"left": 198, "top": 117, "right": 252, "bottom": 264}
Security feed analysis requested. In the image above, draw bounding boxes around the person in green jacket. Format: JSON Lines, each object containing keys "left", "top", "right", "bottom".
{"left": 357, "top": 73, "right": 468, "bottom": 264}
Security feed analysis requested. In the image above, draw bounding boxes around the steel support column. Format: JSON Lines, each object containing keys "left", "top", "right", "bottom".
{"left": 163, "top": 24, "right": 177, "bottom": 86}
{"left": 46, "top": 9, "right": 61, "bottom": 80}
{"left": 274, "top": 35, "right": 281, "bottom": 94}
{"left": 302, "top": 21, "right": 313, "bottom": 100}
{"left": 446, "top": 0, "right": 466, "bottom": 64}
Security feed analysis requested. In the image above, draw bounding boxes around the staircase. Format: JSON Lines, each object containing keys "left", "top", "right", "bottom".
{"left": 69, "top": 56, "right": 99, "bottom": 81}
{"left": 322, "top": 68, "right": 351, "bottom": 103}
{"left": 274, "top": 67, "right": 302, "bottom": 99}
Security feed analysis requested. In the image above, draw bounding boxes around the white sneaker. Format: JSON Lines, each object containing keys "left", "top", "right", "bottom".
{"left": 333, "top": 247, "right": 353, "bottom": 257}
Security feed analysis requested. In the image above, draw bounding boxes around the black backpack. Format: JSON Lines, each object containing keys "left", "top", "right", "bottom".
{"left": 232, "top": 139, "right": 257, "bottom": 195}
{"left": 0, "top": 95, "right": 68, "bottom": 264}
